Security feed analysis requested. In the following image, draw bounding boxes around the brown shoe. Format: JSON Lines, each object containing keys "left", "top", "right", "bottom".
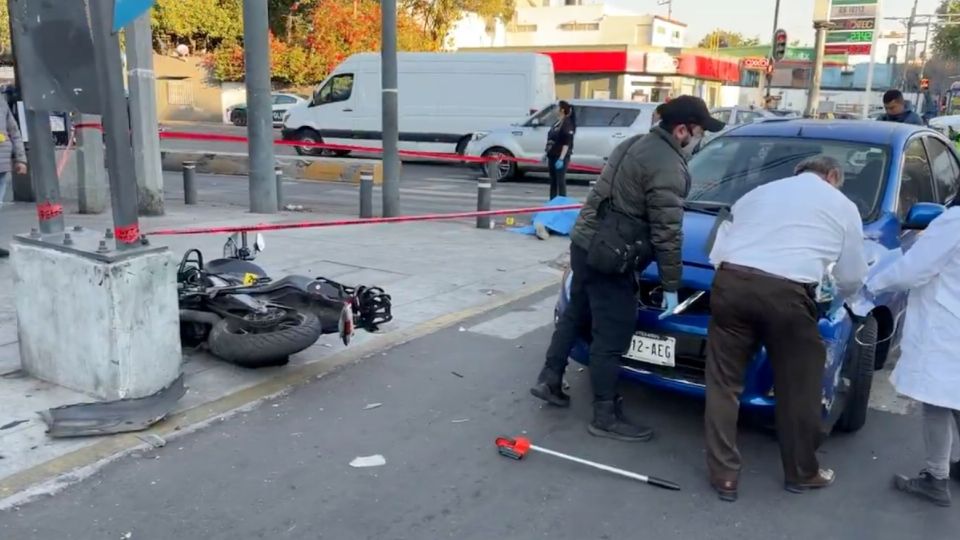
{"left": 710, "top": 478, "right": 738, "bottom": 502}
{"left": 785, "top": 468, "right": 835, "bottom": 494}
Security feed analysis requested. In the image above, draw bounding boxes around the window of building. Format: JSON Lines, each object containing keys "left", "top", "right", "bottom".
{"left": 510, "top": 24, "right": 537, "bottom": 32}
{"left": 672, "top": 30, "right": 680, "bottom": 39}
{"left": 656, "top": 26, "right": 666, "bottom": 34}
{"left": 559, "top": 22, "right": 600, "bottom": 31}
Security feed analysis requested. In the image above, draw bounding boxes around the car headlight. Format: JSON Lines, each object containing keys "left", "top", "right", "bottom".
{"left": 282, "top": 111, "right": 291, "bottom": 124}
{"left": 472, "top": 131, "right": 490, "bottom": 141}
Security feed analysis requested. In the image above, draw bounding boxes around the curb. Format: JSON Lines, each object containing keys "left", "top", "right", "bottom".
{"left": 160, "top": 152, "right": 388, "bottom": 185}
{"left": 0, "top": 277, "right": 557, "bottom": 510}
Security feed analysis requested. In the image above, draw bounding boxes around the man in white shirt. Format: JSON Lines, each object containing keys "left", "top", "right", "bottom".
{"left": 704, "top": 155, "right": 868, "bottom": 502}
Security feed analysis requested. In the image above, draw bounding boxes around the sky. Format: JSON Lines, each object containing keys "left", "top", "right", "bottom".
{"left": 607, "top": 0, "right": 943, "bottom": 46}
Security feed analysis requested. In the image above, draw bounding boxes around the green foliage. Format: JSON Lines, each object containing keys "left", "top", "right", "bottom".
{"left": 698, "top": 30, "right": 760, "bottom": 49}
{"left": 934, "top": 0, "right": 960, "bottom": 59}
{"left": 152, "top": 0, "right": 244, "bottom": 53}
{"left": 0, "top": 1, "right": 9, "bottom": 59}
{"left": 401, "top": 0, "right": 515, "bottom": 48}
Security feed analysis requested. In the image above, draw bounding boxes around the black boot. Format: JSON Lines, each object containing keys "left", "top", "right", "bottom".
{"left": 587, "top": 400, "right": 654, "bottom": 442}
{"left": 951, "top": 462, "right": 960, "bottom": 482}
{"left": 0, "top": 247, "right": 8, "bottom": 259}
{"left": 530, "top": 367, "right": 570, "bottom": 408}
{"left": 893, "top": 470, "right": 951, "bottom": 507}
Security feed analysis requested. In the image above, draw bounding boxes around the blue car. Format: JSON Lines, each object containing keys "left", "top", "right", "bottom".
{"left": 559, "top": 120, "right": 956, "bottom": 433}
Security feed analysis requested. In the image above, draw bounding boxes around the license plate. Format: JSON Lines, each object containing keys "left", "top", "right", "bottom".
{"left": 623, "top": 332, "right": 676, "bottom": 367}
{"left": 272, "top": 111, "right": 284, "bottom": 122}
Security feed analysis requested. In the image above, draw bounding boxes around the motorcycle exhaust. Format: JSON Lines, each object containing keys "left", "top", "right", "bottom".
{"left": 179, "top": 309, "right": 223, "bottom": 326}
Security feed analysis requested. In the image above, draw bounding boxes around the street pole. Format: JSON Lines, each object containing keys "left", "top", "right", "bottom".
{"left": 805, "top": 21, "right": 829, "bottom": 118}
{"left": 916, "top": 20, "right": 932, "bottom": 113}
{"left": 767, "top": 0, "right": 781, "bottom": 98}
{"left": 88, "top": 0, "right": 141, "bottom": 248}
{"left": 126, "top": 12, "right": 165, "bottom": 216}
{"left": 863, "top": 0, "right": 882, "bottom": 119}
{"left": 902, "top": 0, "right": 918, "bottom": 90}
{"left": 381, "top": 0, "right": 400, "bottom": 217}
{"left": 243, "top": 0, "right": 278, "bottom": 214}
{"left": 76, "top": 113, "right": 107, "bottom": 214}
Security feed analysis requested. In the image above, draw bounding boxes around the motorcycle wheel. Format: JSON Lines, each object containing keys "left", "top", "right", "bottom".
{"left": 207, "top": 309, "right": 323, "bottom": 368}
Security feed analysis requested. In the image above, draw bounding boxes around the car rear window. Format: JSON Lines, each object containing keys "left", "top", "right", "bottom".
{"left": 688, "top": 136, "right": 890, "bottom": 221}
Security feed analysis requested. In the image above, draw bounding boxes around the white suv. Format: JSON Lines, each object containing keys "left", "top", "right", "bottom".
{"left": 464, "top": 99, "right": 661, "bottom": 180}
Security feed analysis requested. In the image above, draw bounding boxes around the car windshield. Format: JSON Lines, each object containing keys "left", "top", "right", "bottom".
{"left": 687, "top": 136, "right": 889, "bottom": 221}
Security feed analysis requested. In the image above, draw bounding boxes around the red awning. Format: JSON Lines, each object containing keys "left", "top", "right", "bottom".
{"left": 676, "top": 55, "right": 740, "bottom": 83}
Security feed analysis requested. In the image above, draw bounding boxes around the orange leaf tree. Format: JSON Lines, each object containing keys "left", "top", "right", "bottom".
{"left": 208, "top": 0, "right": 436, "bottom": 86}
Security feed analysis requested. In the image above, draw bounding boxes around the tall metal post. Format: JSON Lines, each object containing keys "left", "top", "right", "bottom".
{"left": 916, "top": 19, "right": 932, "bottom": 112}
{"left": 88, "top": 0, "right": 141, "bottom": 248}
{"left": 805, "top": 21, "right": 829, "bottom": 118}
{"left": 766, "top": 0, "right": 781, "bottom": 98}
{"left": 243, "top": 0, "right": 278, "bottom": 214}
{"left": 126, "top": 12, "right": 165, "bottom": 216}
{"left": 381, "top": 0, "right": 400, "bottom": 217}
{"left": 22, "top": 110, "right": 65, "bottom": 234}
{"left": 862, "top": 1, "right": 882, "bottom": 119}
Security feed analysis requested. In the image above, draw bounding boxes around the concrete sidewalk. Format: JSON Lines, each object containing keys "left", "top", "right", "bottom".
{"left": 0, "top": 196, "right": 569, "bottom": 506}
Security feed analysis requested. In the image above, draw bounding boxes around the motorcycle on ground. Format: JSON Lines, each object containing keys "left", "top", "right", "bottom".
{"left": 177, "top": 232, "right": 392, "bottom": 368}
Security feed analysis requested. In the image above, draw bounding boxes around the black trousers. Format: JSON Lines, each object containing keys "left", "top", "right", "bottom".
{"left": 548, "top": 154, "right": 570, "bottom": 199}
{"left": 704, "top": 264, "right": 825, "bottom": 485}
{"left": 543, "top": 243, "right": 637, "bottom": 402}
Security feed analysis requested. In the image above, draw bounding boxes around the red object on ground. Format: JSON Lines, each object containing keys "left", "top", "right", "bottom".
{"left": 495, "top": 436, "right": 531, "bottom": 460}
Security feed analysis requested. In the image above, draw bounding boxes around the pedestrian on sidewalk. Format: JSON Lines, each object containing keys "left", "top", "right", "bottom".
{"left": 866, "top": 206, "right": 960, "bottom": 508}
{"left": 543, "top": 100, "right": 576, "bottom": 201}
{"left": 0, "top": 97, "right": 28, "bottom": 259}
{"left": 530, "top": 96, "right": 724, "bottom": 442}
{"left": 705, "top": 155, "right": 868, "bottom": 502}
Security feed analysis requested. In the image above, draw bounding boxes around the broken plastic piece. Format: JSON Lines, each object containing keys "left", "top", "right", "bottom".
{"left": 40, "top": 375, "right": 185, "bottom": 438}
{"left": 363, "top": 403, "right": 383, "bottom": 410}
{"left": 349, "top": 454, "right": 386, "bottom": 468}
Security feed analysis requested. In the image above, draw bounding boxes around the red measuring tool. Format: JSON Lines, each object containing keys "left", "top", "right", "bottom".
{"left": 495, "top": 436, "right": 680, "bottom": 491}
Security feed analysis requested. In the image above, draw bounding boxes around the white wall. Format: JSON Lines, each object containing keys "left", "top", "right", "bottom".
{"left": 447, "top": 13, "right": 506, "bottom": 50}
{"left": 719, "top": 86, "right": 742, "bottom": 107}
{"left": 650, "top": 18, "right": 685, "bottom": 48}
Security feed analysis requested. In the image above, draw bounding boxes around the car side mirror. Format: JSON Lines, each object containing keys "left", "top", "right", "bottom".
{"left": 903, "top": 202, "right": 946, "bottom": 230}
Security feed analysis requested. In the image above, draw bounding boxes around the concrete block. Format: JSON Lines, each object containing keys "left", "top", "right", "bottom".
{"left": 11, "top": 239, "right": 182, "bottom": 401}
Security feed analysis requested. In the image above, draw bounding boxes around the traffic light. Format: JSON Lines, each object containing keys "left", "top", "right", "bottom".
{"left": 773, "top": 29, "right": 788, "bottom": 62}
{"left": 920, "top": 78, "right": 930, "bottom": 90}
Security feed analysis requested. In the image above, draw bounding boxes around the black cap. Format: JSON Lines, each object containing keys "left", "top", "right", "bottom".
{"left": 657, "top": 95, "right": 725, "bottom": 132}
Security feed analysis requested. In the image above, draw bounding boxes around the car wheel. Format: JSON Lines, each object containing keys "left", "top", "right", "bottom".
{"left": 481, "top": 147, "right": 516, "bottom": 181}
{"left": 329, "top": 149, "right": 352, "bottom": 157}
{"left": 293, "top": 128, "right": 324, "bottom": 157}
{"left": 836, "top": 316, "right": 878, "bottom": 433}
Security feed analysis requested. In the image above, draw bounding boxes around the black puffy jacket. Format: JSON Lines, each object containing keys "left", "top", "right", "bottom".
{"left": 570, "top": 127, "right": 690, "bottom": 291}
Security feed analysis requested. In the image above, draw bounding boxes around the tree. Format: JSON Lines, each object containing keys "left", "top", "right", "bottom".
{"left": 152, "top": 0, "right": 244, "bottom": 53}
{"left": 0, "top": 1, "right": 10, "bottom": 61}
{"left": 208, "top": 0, "right": 436, "bottom": 85}
{"left": 401, "top": 0, "right": 515, "bottom": 49}
{"left": 934, "top": 0, "right": 960, "bottom": 59}
{"left": 698, "top": 29, "right": 760, "bottom": 49}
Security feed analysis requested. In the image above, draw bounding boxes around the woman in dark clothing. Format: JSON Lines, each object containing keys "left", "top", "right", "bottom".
{"left": 544, "top": 101, "right": 576, "bottom": 199}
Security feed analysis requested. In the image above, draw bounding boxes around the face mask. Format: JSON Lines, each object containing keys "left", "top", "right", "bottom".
{"left": 682, "top": 133, "right": 703, "bottom": 158}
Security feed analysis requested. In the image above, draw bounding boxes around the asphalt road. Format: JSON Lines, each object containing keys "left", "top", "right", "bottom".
{"left": 1, "top": 291, "right": 955, "bottom": 540}
{"left": 165, "top": 163, "right": 592, "bottom": 219}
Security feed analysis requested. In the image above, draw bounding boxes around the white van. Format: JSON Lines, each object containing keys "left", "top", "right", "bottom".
{"left": 281, "top": 52, "right": 556, "bottom": 157}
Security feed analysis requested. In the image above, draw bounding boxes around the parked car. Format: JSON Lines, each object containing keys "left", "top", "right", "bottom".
{"left": 463, "top": 99, "right": 661, "bottom": 180}
{"left": 282, "top": 52, "right": 556, "bottom": 158}
{"left": 228, "top": 93, "right": 306, "bottom": 127}
{"left": 556, "top": 120, "right": 957, "bottom": 434}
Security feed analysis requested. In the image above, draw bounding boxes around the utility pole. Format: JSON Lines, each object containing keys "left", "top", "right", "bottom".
{"left": 805, "top": 21, "right": 830, "bottom": 118}
{"left": 902, "top": 0, "right": 918, "bottom": 90}
{"left": 243, "top": 0, "right": 278, "bottom": 214}
{"left": 767, "top": 0, "right": 781, "bottom": 98}
{"left": 89, "top": 0, "right": 141, "bottom": 248}
{"left": 126, "top": 12, "right": 164, "bottom": 216}
{"left": 916, "top": 19, "right": 932, "bottom": 113}
{"left": 381, "top": 0, "right": 400, "bottom": 217}
{"left": 862, "top": 0, "right": 882, "bottom": 119}
{"left": 658, "top": 0, "right": 673, "bottom": 20}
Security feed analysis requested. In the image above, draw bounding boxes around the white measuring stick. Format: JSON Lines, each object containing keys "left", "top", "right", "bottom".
{"left": 528, "top": 443, "right": 680, "bottom": 490}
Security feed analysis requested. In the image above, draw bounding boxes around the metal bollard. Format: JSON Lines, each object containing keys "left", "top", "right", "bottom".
{"left": 476, "top": 181, "right": 492, "bottom": 230}
{"left": 182, "top": 161, "right": 197, "bottom": 205}
{"left": 360, "top": 171, "right": 374, "bottom": 218}
{"left": 275, "top": 166, "right": 285, "bottom": 209}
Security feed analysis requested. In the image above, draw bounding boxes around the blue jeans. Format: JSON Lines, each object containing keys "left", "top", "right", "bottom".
{"left": 0, "top": 171, "right": 9, "bottom": 207}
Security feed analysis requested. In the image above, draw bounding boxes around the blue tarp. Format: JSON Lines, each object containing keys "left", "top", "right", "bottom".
{"left": 510, "top": 196, "right": 581, "bottom": 237}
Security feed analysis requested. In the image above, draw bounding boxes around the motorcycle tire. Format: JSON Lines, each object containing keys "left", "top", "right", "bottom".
{"left": 207, "top": 311, "right": 323, "bottom": 368}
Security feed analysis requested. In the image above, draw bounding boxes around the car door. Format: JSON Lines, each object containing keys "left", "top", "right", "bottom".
{"left": 922, "top": 136, "right": 960, "bottom": 207}
{"left": 574, "top": 105, "right": 639, "bottom": 169}
{"left": 515, "top": 104, "right": 558, "bottom": 160}
{"left": 308, "top": 73, "right": 356, "bottom": 138}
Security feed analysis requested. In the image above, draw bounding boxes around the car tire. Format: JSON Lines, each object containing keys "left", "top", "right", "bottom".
{"left": 329, "top": 149, "right": 352, "bottom": 157}
{"left": 293, "top": 128, "right": 324, "bottom": 157}
{"left": 481, "top": 147, "right": 517, "bottom": 181}
{"left": 836, "top": 315, "right": 878, "bottom": 433}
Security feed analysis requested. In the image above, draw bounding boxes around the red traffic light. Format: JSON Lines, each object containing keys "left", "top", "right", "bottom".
{"left": 775, "top": 29, "right": 787, "bottom": 44}
{"left": 920, "top": 78, "right": 930, "bottom": 90}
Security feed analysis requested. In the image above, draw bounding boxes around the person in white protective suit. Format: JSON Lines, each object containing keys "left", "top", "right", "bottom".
{"left": 866, "top": 206, "right": 960, "bottom": 508}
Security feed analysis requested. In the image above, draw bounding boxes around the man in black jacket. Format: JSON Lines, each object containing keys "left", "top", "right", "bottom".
{"left": 530, "top": 96, "right": 724, "bottom": 441}
{"left": 878, "top": 89, "right": 923, "bottom": 125}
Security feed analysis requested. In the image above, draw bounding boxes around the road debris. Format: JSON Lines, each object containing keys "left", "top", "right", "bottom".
{"left": 451, "top": 371, "right": 464, "bottom": 378}
{"left": 136, "top": 434, "right": 167, "bottom": 449}
{"left": 451, "top": 419, "right": 470, "bottom": 423}
{"left": 458, "top": 327, "right": 466, "bottom": 332}
{"left": 363, "top": 403, "right": 383, "bottom": 410}
{"left": 349, "top": 454, "right": 386, "bottom": 468}
{"left": 0, "top": 419, "right": 29, "bottom": 430}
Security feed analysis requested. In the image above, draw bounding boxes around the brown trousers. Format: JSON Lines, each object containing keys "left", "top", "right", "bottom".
{"left": 705, "top": 264, "right": 826, "bottom": 485}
